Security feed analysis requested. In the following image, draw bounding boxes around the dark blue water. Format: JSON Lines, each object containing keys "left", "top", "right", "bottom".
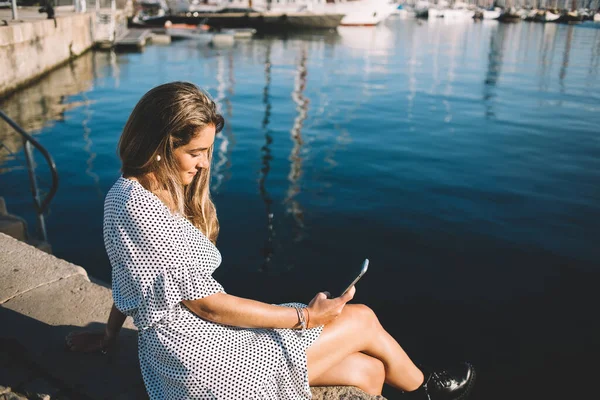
{"left": 2, "top": 18, "right": 600, "bottom": 399}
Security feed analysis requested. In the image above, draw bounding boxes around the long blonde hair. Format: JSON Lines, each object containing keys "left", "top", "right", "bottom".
{"left": 118, "top": 82, "right": 224, "bottom": 244}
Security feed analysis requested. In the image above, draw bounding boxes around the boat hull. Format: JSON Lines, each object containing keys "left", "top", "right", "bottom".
{"left": 482, "top": 9, "right": 501, "bottom": 20}
{"left": 129, "top": 12, "right": 344, "bottom": 31}
{"left": 335, "top": 1, "right": 397, "bottom": 26}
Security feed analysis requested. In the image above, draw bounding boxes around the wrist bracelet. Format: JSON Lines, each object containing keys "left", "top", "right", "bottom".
{"left": 305, "top": 308, "right": 310, "bottom": 329}
{"left": 294, "top": 306, "right": 306, "bottom": 335}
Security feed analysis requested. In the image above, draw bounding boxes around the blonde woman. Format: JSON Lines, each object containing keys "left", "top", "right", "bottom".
{"left": 66, "top": 82, "right": 475, "bottom": 400}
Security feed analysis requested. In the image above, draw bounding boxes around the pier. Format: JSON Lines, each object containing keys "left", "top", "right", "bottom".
{"left": 114, "top": 28, "right": 152, "bottom": 49}
{"left": 0, "top": 8, "right": 96, "bottom": 98}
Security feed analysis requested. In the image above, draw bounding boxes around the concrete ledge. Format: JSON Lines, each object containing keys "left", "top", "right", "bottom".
{"left": 0, "top": 233, "right": 382, "bottom": 399}
{"left": 0, "top": 233, "right": 87, "bottom": 304}
{"left": 0, "top": 12, "right": 96, "bottom": 97}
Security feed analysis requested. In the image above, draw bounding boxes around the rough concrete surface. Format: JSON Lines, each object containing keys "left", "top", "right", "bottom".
{"left": 0, "top": 233, "right": 87, "bottom": 304}
{"left": 0, "top": 233, "right": 384, "bottom": 399}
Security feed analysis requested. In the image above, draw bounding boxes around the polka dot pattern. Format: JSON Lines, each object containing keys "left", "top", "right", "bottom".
{"left": 104, "top": 177, "right": 323, "bottom": 399}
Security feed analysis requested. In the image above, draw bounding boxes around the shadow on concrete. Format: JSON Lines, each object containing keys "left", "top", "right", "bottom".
{"left": 0, "top": 307, "right": 147, "bottom": 400}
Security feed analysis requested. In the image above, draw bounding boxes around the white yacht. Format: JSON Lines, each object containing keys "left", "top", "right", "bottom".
{"left": 325, "top": 0, "right": 398, "bottom": 26}
{"left": 220, "top": 0, "right": 397, "bottom": 26}
{"left": 482, "top": 7, "right": 501, "bottom": 20}
{"left": 414, "top": 0, "right": 475, "bottom": 20}
{"left": 441, "top": 2, "right": 475, "bottom": 19}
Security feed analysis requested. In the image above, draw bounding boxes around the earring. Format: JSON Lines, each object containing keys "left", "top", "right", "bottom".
{"left": 156, "top": 155, "right": 161, "bottom": 162}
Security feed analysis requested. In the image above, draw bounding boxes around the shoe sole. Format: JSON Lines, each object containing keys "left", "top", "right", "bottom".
{"left": 454, "top": 366, "right": 476, "bottom": 400}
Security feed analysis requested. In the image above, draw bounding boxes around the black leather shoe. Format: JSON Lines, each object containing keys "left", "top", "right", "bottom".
{"left": 404, "top": 362, "right": 475, "bottom": 400}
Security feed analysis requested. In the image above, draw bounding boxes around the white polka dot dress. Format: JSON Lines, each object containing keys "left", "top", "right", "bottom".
{"left": 104, "top": 177, "right": 323, "bottom": 399}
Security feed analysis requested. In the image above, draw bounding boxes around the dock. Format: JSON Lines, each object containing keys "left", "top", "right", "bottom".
{"left": 114, "top": 28, "right": 152, "bottom": 50}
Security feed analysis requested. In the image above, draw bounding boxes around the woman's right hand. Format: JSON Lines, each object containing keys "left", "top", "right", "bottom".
{"left": 65, "top": 328, "right": 116, "bottom": 354}
{"left": 306, "top": 286, "right": 355, "bottom": 328}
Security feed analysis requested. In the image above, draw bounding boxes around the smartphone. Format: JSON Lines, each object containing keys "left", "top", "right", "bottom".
{"left": 338, "top": 258, "right": 369, "bottom": 298}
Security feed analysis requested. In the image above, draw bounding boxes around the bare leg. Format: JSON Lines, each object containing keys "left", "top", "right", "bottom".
{"left": 307, "top": 304, "right": 424, "bottom": 392}
{"left": 310, "top": 352, "right": 386, "bottom": 396}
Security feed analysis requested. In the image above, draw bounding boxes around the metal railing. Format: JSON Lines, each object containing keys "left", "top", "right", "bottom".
{"left": 0, "top": 109, "right": 59, "bottom": 242}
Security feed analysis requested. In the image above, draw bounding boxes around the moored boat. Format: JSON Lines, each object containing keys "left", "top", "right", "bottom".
{"left": 523, "top": 9, "right": 538, "bottom": 21}
{"left": 483, "top": 7, "right": 502, "bottom": 20}
{"left": 441, "top": 2, "right": 475, "bottom": 20}
{"left": 498, "top": 7, "right": 521, "bottom": 22}
{"left": 414, "top": 0, "right": 430, "bottom": 19}
{"left": 165, "top": 22, "right": 213, "bottom": 43}
{"left": 330, "top": 0, "right": 399, "bottom": 26}
{"left": 130, "top": 10, "right": 345, "bottom": 31}
{"left": 244, "top": 0, "right": 397, "bottom": 27}
{"left": 230, "top": 28, "right": 257, "bottom": 38}
{"left": 545, "top": 10, "right": 560, "bottom": 22}
{"left": 211, "top": 31, "right": 235, "bottom": 46}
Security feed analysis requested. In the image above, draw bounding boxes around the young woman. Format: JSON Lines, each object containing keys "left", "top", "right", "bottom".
{"left": 65, "top": 82, "right": 475, "bottom": 400}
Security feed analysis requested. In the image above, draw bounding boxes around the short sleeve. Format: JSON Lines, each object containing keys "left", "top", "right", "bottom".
{"left": 105, "top": 186, "right": 224, "bottom": 329}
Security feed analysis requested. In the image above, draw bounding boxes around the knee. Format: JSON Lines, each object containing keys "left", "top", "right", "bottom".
{"left": 358, "top": 357, "right": 386, "bottom": 396}
{"left": 347, "top": 304, "right": 379, "bottom": 331}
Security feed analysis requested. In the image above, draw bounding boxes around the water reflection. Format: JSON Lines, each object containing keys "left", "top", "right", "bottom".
{"left": 0, "top": 52, "right": 105, "bottom": 182}
{"left": 259, "top": 43, "right": 275, "bottom": 272}
{"left": 559, "top": 26, "right": 573, "bottom": 96}
{"left": 588, "top": 28, "right": 600, "bottom": 82}
{"left": 285, "top": 45, "right": 309, "bottom": 244}
{"left": 538, "top": 23, "right": 558, "bottom": 91}
{"left": 483, "top": 23, "right": 505, "bottom": 119}
{"left": 81, "top": 91, "right": 103, "bottom": 199}
{"left": 211, "top": 52, "right": 235, "bottom": 194}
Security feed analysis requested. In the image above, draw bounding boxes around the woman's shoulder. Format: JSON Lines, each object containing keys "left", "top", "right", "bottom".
{"left": 106, "top": 177, "right": 165, "bottom": 214}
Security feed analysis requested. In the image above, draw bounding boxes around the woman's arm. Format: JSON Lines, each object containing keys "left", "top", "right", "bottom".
{"left": 104, "top": 303, "right": 127, "bottom": 342}
{"left": 65, "top": 303, "right": 127, "bottom": 353}
{"left": 181, "top": 287, "right": 355, "bottom": 330}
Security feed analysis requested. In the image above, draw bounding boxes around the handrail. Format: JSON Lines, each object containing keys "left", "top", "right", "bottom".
{"left": 0, "top": 109, "right": 59, "bottom": 241}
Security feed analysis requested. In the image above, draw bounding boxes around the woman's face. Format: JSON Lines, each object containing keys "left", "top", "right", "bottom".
{"left": 173, "top": 124, "right": 216, "bottom": 185}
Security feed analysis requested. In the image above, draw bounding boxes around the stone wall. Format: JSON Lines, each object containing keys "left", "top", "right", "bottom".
{"left": 0, "top": 13, "right": 96, "bottom": 98}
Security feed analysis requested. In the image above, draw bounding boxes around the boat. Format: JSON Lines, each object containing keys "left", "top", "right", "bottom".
{"left": 164, "top": 22, "right": 214, "bottom": 44}
{"left": 522, "top": 9, "right": 539, "bottom": 21}
{"left": 240, "top": 0, "right": 397, "bottom": 27}
{"left": 442, "top": 7, "right": 475, "bottom": 20}
{"left": 130, "top": 8, "right": 345, "bottom": 31}
{"left": 595, "top": 13, "right": 600, "bottom": 22}
{"left": 211, "top": 31, "right": 235, "bottom": 46}
{"left": 415, "top": 7, "right": 429, "bottom": 19}
{"left": 498, "top": 6, "right": 521, "bottom": 22}
{"left": 482, "top": 7, "right": 502, "bottom": 20}
{"left": 578, "top": 9, "right": 592, "bottom": 20}
{"left": 560, "top": 10, "right": 584, "bottom": 23}
{"left": 392, "top": 4, "right": 416, "bottom": 19}
{"left": 419, "top": 1, "right": 474, "bottom": 20}
{"left": 336, "top": 1, "right": 399, "bottom": 26}
{"left": 414, "top": 0, "right": 430, "bottom": 19}
{"left": 322, "top": 0, "right": 399, "bottom": 26}
{"left": 230, "top": 28, "right": 256, "bottom": 38}
{"left": 545, "top": 10, "right": 560, "bottom": 22}
{"left": 131, "top": 0, "right": 168, "bottom": 26}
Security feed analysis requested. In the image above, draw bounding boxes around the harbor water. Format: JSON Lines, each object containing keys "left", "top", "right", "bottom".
{"left": 1, "top": 18, "right": 599, "bottom": 399}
